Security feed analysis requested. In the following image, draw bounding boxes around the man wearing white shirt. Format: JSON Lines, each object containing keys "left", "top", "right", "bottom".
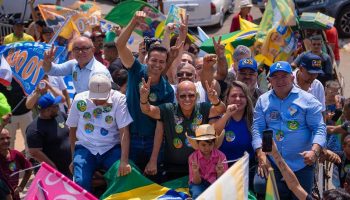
{"left": 66, "top": 73, "right": 132, "bottom": 191}
{"left": 43, "top": 36, "right": 111, "bottom": 94}
{"left": 293, "top": 52, "right": 326, "bottom": 112}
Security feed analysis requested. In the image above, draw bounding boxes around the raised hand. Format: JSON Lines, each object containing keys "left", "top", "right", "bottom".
{"left": 226, "top": 104, "right": 238, "bottom": 115}
{"left": 205, "top": 80, "right": 219, "bottom": 104}
{"left": 165, "top": 23, "right": 176, "bottom": 34}
{"left": 168, "top": 38, "right": 184, "bottom": 63}
{"left": 178, "top": 13, "right": 189, "bottom": 41}
{"left": 216, "top": 158, "right": 225, "bottom": 174}
{"left": 43, "top": 45, "right": 57, "bottom": 64}
{"left": 203, "top": 54, "right": 217, "bottom": 69}
{"left": 213, "top": 36, "right": 225, "bottom": 58}
{"left": 140, "top": 77, "right": 151, "bottom": 103}
{"left": 191, "top": 159, "right": 199, "bottom": 173}
{"left": 132, "top": 11, "right": 147, "bottom": 27}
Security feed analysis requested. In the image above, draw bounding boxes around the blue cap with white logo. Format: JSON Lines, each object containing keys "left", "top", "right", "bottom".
{"left": 300, "top": 52, "right": 324, "bottom": 74}
{"left": 269, "top": 61, "right": 292, "bottom": 77}
{"left": 238, "top": 58, "right": 258, "bottom": 72}
{"left": 37, "top": 93, "right": 62, "bottom": 110}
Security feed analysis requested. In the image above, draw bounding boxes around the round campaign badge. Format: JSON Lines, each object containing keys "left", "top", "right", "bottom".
{"left": 103, "top": 105, "right": 113, "bottom": 113}
{"left": 6, "top": 85, "right": 12, "bottom": 91}
{"left": 225, "top": 131, "right": 235, "bottom": 142}
{"left": 174, "top": 116, "right": 183, "bottom": 125}
{"left": 196, "top": 114, "right": 203, "bottom": 125}
{"left": 83, "top": 112, "right": 91, "bottom": 121}
{"left": 175, "top": 124, "right": 183, "bottom": 134}
{"left": 173, "top": 138, "right": 183, "bottom": 149}
{"left": 185, "top": 138, "right": 192, "bottom": 147}
{"left": 148, "top": 93, "right": 157, "bottom": 102}
{"left": 8, "top": 162, "right": 16, "bottom": 172}
{"left": 73, "top": 71, "right": 78, "bottom": 81}
{"left": 77, "top": 100, "right": 87, "bottom": 112}
{"left": 276, "top": 130, "right": 284, "bottom": 141}
{"left": 105, "top": 115, "right": 113, "bottom": 124}
{"left": 191, "top": 123, "right": 197, "bottom": 132}
{"left": 93, "top": 108, "right": 103, "bottom": 119}
{"left": 100, "top": 128, "right": 109, "bottom": 136}
{"left": 287, "top": 121, "right": 299, "bottom": 130}
{"left": 84, "top": 123, "right": 94, "bottom": 134}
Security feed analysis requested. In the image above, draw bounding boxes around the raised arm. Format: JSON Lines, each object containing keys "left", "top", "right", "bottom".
{"left": 116, "top": 11, "right": 146, "bottom": 68}
{"left": 200, "top": 54, "right": 221, "bottom": 95}
{"left": 139, "top": 77, "right": 161, "bottom": 119}
{"left": 213, "top": 36, "right": 228, "bottom": 81}
{"left": 269, "top": 141, "right": 308, "bottom": 200}
{"left": 214, "top": 104, "right": 238, "bottom": 134}
{"left": 206, "top": 80, "right": 225, "bottom": 117}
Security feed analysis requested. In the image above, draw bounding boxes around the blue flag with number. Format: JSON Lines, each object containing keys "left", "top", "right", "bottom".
{"left": 0, "top": 42, "right": 66, "bottom": 95}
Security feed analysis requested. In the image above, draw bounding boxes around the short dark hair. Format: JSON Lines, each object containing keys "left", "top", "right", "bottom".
{"left": 103, "top": 42, "right": 117, "bottom": 49}
{"left": 170, "top": 34, "right": 192, "bottom": 47}
{"left": 147, "top": 45, "right": 168, "bottom": 60}
{"left": 310, "top": 35, "right": 323, "bottom": 41}
{"left": 323, "top": 188, "right": 350, "bottom": 200}
{"left": 112, "top": 69, "right": 128, "bottom": 87}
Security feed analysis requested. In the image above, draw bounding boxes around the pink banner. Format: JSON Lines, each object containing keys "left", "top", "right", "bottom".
{"left": 25, "top": 162, "right": 97, "bottom": 200}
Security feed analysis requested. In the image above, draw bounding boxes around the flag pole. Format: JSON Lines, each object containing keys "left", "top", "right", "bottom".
{"left": 48, "top": 15, "right": 73, "bottom": 45}
{"left": 11, "top": 96, "right": 27, "bottom": 114}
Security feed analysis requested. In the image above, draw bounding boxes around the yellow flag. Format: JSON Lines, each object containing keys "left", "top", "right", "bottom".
{"left": 239, "top": 16, "right": 258, "bottom": 31}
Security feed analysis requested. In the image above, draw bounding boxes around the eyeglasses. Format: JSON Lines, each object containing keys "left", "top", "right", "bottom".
{"left": 73, "top": 46, "right": 92, "bottom": 53}
{"left": 179, "top": 94, "right": 196, "bottom": 99}
{"left": 177, "top": 72, "right": 193, "bottom": 77}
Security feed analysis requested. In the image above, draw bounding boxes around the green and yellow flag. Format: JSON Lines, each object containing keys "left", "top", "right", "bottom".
{"left": 100, "top": 160, "right": 189, "bottom": 200}
{"left": 265, "top": 168, "right": 280, "bottom": 200}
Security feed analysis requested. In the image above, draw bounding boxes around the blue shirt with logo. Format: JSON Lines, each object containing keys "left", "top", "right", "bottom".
{"left": 252, "top": 86, "right": 326, "bottom": 171}
{"left": 126, "top": 58, "right": 174, "bottom": 137}
{"left": 219, "top": 118, "right": 254, "bottom": 162}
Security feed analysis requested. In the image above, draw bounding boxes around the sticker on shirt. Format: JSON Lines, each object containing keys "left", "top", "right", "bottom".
{"left": 194, "top": 114, "right": 203, "bottom": 125}
{"left": 174, "top": 116, "right": 183, "bottom": 125}
{"left": 83, "top": 112, "right": 91, "bottom": 121}
{"left": 103, "top": 105, "right": 113, "bottom": 113}
{"left": 93, "top": 108, "right": 103, "bottom": 119}
{"left": 105, "top": 115, "right": 113, "bottom": 124}
{"left": 191, "top": 123, "right": 197, "bottom": 132}
{"left": 84, "top": 123, "right": 94, "bottom": 134}
{"left": 287, "top": 121, "right": 299, "bottom": 130}
{"left": 6, "top": 85, "right": 12, "bottom": 91}
{"left": 173, "top": 138, "right": 183, "bottom": 149}
{"left": 58, "top": 122, "right": 65, "bottom": 129}
{"left": 185, "top": 138, "right": 192, "bottom": 147}
{"left": 175, "top": 124, "right": 183, "bottom": 134}
{"left": 77, "top": 100, "right": 87, "bottom": 112}
{"left": 148, "top": 93, "right": 157, "bottom": 102}
{"left": 73, "top": 71, "right": 78, "bottom": 81}
{"left": 269, "top": 111, "right": 280, "bottom": 121}
{"left": 288, "top": 105, "right": 298, "bottom": 117}
{"left": 276, "top": 130, "right": 284, "bottom": 141}
{"left": 8, "top": 162, "right": 16, "bottom": 172}
{"left": 100, "top": 128, "right": 109, "bottom": 136}
{"left": 225, "top": 131, "right": 235, "bottom": 142}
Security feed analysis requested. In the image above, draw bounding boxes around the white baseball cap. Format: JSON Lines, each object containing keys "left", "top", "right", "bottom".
{"left": 88, "top": 73, "right": 111, "bottom": 100}
{"left": 240, "top": 0, "right": 253, "bottom": 8}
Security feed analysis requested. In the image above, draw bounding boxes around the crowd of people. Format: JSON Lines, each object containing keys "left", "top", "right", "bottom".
{"left": 0, "top": 0, "right": 349, "bottom": 199}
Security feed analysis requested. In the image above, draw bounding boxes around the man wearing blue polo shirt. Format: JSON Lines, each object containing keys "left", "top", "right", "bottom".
{"left": 252, "top": 61, "right": 326, "bottom": 199}
{"left": 116, "top": 11, "right": 176, "bottom": 175}
{"left": 43, "top": 36, "right": 111, "bottom": 94}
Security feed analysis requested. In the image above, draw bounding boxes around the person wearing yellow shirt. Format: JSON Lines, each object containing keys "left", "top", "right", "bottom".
{"left": 3, "top": 19, "right": 35, "bottom": 44}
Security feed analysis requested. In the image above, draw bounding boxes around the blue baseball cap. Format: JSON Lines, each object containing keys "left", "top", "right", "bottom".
{"left": 238, "top": 58, "right": 258, "bottom": 72}
{"left": 269, "top": 61, "right": 292, "bottom": 77}
{"left": 37, "top": 93, "right": 62, "bottom": 110}
{"left": 299, "top": 52, "right": 324, "bottom": 74}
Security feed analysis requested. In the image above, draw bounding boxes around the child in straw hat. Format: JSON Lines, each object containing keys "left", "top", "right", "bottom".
{"left": 186, "top": 124, "right": 228, "bottom": 199}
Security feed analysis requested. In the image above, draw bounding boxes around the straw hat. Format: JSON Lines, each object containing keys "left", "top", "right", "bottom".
{"left": 186, "top": 124, "right": 225, "bottom": 150}
{"left": 240, "top": 0, "right": 253, "bottom": 8}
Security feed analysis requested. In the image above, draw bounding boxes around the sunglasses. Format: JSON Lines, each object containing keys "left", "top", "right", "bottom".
{"left": 179, "top": 94, "right": 196, "bottom": 99}
{"left": 177, "top": 72, "right": 193, "bottom": 77}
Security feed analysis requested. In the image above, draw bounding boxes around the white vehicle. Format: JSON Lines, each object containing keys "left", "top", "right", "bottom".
{"left": 162, "top": 0, "right": 234, "bottom": 27}
{"left": 0, "top": 0, "right": 76, "bottom": 24}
